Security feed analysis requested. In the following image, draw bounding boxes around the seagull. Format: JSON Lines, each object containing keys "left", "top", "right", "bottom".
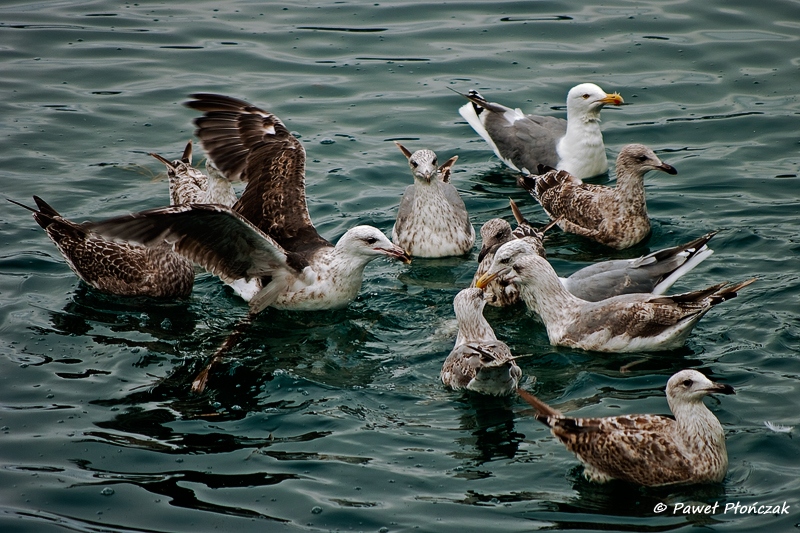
{"left": 391, "top": 142, "right": 474, "bottom": 257}
{"left": 149, "top": 140, "right": 238, "bottom": 207}
{"left": 476, "top": 252, "right": 755, "bottom": 352}
{"left": 517, "top": 369, "right": 735, "bottom": 486}
{"left": 479, "top": 230, "right": 717, "bottom": 304}
{"left": 8, "top": 195, "right": 194, "bottom": 298}
{"left": 453, "top": 83, "right": 623, "bottom": 178}
{"left": 88, "top": 93, "right": 411, "bottom": 313}
{"left": 441, "top": 288, "right": 522, "bottom": 395}
{"left": 470, "top": 200, "right": 557, "bottom": 307}
{"left": 519, "top": 143, "right": 677, "bottom": 250}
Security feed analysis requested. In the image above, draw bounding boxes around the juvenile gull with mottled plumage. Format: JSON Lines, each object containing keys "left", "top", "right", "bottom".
{"left": 477, "top": 252, "right": 755, "bottom": 352}
{"left": 453, "top": 83, "right": 623, "bottom": 178}
{"left": 480, "top": 231, "right": 717, "bottom": 304}
{"left": 89, "top": 93, "right": 411, "bottom": 313}
{"left": 150, "top": 140, "right": 238, "bottom": 207}
{"left": 517, "top": 369, "right": 735, "bottom": 486}
{"left": 520, "top": 144, "right": 677, "bottom": 250}
{"left": 9, "top": 196, "right": 194, "bottom": 298}
{"left": 391, "top": 142, "right": 474, "bottom": 257}
{"left": 441, "top": 288, "right": 522, "bottom": 395}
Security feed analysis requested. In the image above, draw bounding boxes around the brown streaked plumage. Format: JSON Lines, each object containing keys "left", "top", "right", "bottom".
{"left": 477, "top": 252, "right": 755, "bottom": 352}
{"left": 89, "top": 94, "right": 411, "bottom": 313}
{"left": 441, "top": 288, "right": 522, "bottom": 395}
{"left": 520, "top": 144, "right": 677, "bottom": 250}
{"left": 9, "top": 196, "right": 193, "bottom": 298}
{"left": 149, "top": 140, "right": 238, "bottom": 207}
{"left": 518, "top": 369, "right": 735, "bottom": 486}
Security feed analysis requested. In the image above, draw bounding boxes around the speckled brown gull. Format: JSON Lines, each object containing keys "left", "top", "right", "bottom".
{"left": 9, "top": 196, "right": 193, "bottom": 298}
{"left": 440, "top": 288, "right": 522, "bottom": 395}
{"left": 517, "top": 369, "right": 735, "bottom": 486}
{"left": 470, "top": 200, "right": 556, "bottom": 307}
{"left": 477, "top": 252, "right": 755, "bottom": 352}
{"left": 520, "top": 144, "right": 677, "bottom": 250}
{"left": 88, "top": 93, "right": 411, "bottom": 313}
{"left": 150, "top": 140, "right": 238, "bottom": 207}
{"left": 391, "top": 142, "right": 474, "bottom": 258}
{"left": 453, "top": 83, "right": 623, "bottom": 178}
{"left": 478, "top": 230, "right": 717, "bottom": 304}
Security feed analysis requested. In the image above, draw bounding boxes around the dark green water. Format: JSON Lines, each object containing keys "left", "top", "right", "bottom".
{"left": 1, "top": 1, "right": 798, "bottom": 531}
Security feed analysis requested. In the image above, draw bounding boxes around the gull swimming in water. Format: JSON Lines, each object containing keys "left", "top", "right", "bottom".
{"left": 480, "top": 230, "right": 717, "bottom": 304}
{"left": 150, "top": 140, "right": 238, "bottom": 207}
{"left": 477, "top": 252, "right": 755, "bottom": 352}
{"left": 391, "top": 142, "right": 474, "bottom": 257}
{"left": 9, "top": 196, "right": 194, "bottom": 298}
{"left": 520, "top": 144, "right": 677, "bottom": 250}
{"left": 453, "top": 83, "right": 623, "bottom": 178}
{"left": 441, "top": 288, "right": 522, "bottom": 395}
{"left": 517, "top": 369, "right": 735, "bottom": 486}
{"left": 89, "top": 93, "right": 411, "bottom": 313}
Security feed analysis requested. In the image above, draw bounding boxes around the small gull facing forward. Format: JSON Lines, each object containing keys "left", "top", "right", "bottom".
{"left": 89, "top": 93, "right": 410, "bottom": 313}
{"left": 441, "top": 288, "right": 522, "bottom": 395}
{"left": 520, "top": 144, "right": 677, "bottom": 250}
{"left": 517, "top": 369, "right": 735, "bottom": 486}
{"left": 477, "top": 252, "right": 755, "bottom": 352}
{"left": 453, "top": 83, "right": 623, "bottom": 178}
{"left": 391, "top": 142, "right": 474, "bottom": 257}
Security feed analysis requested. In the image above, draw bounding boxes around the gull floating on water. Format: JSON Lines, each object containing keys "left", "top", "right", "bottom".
{"left": 89, "top": 93, "right": 411, "bottom": 313}
{"left": 440, "top": 288, "right": 522, "bottom": 395}
{"left": 391, "top": 142, "right": 475, "bottom": 257}
{"left": 150, "top": 140, "right": 238, "bottom": 207}
{"left": 9, "top": 195, "right": 194, "bottom": 298}
{"left": 518, "top": 369, "right": 735, "bottom": 486}
{"left": 480, "top": 230, "right": 717, "bottom": 305}
{"left": 453, "top": 83, "right": 623, "bottom": 178}
{"left": 519, "top": 144, "right": 677, "bottom": 250}
{"left": 477, "top": 251, "right": 755, "bottom": 352}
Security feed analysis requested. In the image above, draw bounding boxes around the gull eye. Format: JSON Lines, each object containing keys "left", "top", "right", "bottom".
{"left": 582, "top": 93, "right": 591, "bottom": 99}
{"left": 410, "top": 160, "right": 419, "bottom": 168}
{"left": 432, "top": 158, "right": 438, "bottom": 166}
{"left": 637, "top": 154, "right": 649, "bottom": 162}
{"left": 364, "top": 237, "right": 378, "bottom": 245}
{"left": 682, "top": 379, "right": 693, "bottom": 388}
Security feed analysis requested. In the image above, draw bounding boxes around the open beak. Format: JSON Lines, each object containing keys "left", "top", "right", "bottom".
{"left": 658, "top": 162, "right": 678, "bottom": 175}
{"left": 379, "top": 245, "right": 412, "bottom": 264}
{"left": 475, "top": 267, "right": 509, "bottom": 289}
{"left": 597, "top": 92, "right": 624, "bottom": 106}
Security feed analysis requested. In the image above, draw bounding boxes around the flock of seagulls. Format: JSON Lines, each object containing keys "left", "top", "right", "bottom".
{"left": 10, "top": 83, "right": 755, "bottom": 487}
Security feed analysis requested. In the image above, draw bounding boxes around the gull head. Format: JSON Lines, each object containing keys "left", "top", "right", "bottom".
{"left": 615, "top": 143, "right": 678, "bottom": 177}
{"left": 475, "top": 239, "right": 539, "bottom": 288}
{"left": 453, "top": 287, "right": 487, "bottom": 322}
{"left": 395, "top": 142, "right": 458, "bottom": 184}
{"left": 566, "top": 82, "right": 624, "bottom": 118}
{"left": 337, "top": 225, "right": 411, "bottom": 264}
{"left": 478, "top": 218, "right": 513, "bottom": 262}
{"left": 666, "top": 369, "right": 735, "bottom": 411}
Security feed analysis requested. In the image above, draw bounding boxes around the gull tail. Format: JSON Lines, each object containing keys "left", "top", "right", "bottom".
{"left": 651, "top": 231, "right": 718, "bottom": 295}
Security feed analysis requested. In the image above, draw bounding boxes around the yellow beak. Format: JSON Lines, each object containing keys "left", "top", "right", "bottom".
{"left": 598, "top": 92, "right": 624, "bottom": 106}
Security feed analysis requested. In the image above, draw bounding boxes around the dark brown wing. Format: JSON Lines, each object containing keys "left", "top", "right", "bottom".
{"left": 185, "top": 93, "right": 330, "bottom": 256}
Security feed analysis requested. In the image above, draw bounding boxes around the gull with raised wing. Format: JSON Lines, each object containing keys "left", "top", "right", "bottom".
{"left": 453, "top": 83, "right": 623, "bottom": 178}
{"left": 441, "top": 288, "right": 522, "bottom": 395}
{"left": 517, "top": 369, "right": 735, "bottom": 486}
{"left": 89, "top": 93, "right": 410, "bottom": 313}
{"left": 519, "top": 143, "right": 677, "bottom": 250}
{"left": 391, "top": 142, "right": 474, "bottom": 257}
{"left": 476, "top": 251, "right": 755, "bottom": 352}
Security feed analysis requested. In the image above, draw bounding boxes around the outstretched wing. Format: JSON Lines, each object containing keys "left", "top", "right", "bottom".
{"left": 86, "top": 204, "right": 301, "bottom": 284}
{"left": 185, "top": 93, "right": 331, "bottom": 256}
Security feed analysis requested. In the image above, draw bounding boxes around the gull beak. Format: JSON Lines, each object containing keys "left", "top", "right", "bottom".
{"left": 475, "top": 267, "right": 509, "bottom": 289}
{"left": 707, "top": 382, "right": 736, "bottom": 395}
{"left": 477, "top": 243, "right": 492, "bottom": 263}
{"left": 379, "top": 244, "right": 412, "bottom": 264}
{"left": 658, "top": 162, "right": 678, "bottom": 175}
{"left": 597, "top": 92, "right": 624, "bottom": 106}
